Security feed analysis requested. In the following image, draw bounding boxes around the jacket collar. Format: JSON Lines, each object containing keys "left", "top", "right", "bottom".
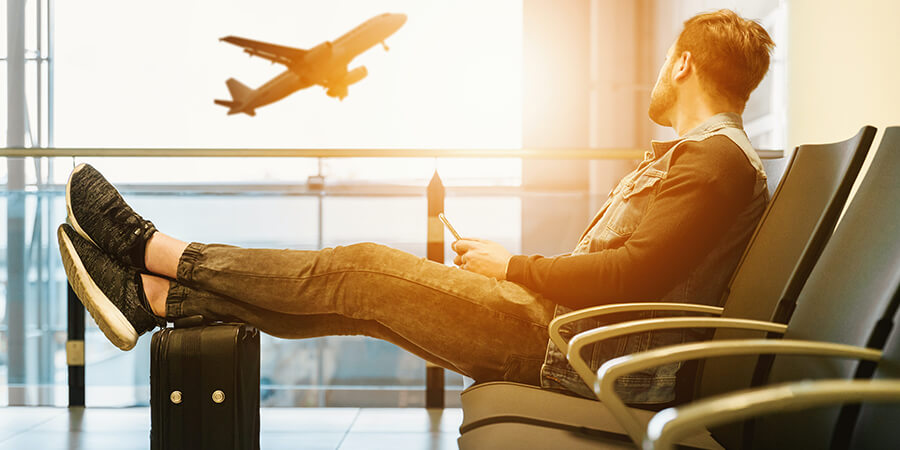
{"left": 649, "top": 112, "right": 744, "bottom": 159}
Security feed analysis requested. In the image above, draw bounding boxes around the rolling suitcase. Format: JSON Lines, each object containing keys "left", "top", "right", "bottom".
{"left": 150, "top": 319, "right": 261, "bottom": 450}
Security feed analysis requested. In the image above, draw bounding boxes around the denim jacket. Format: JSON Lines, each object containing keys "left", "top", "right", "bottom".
{"left": 540, "top": 113, "right": 769, "bottom": 403}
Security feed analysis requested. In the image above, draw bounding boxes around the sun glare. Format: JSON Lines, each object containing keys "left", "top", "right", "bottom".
{"left": 52, "top": 0, "right": 523, "bottom": 184}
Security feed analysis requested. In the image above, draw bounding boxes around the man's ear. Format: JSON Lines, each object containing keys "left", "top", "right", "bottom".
{"left": 672, "top": 51, "right": 692, "bottom": 82}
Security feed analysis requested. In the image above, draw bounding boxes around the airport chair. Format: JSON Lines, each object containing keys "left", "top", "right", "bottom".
{"left": 642, "top": 277, "right": 900, "bottom": 450}
{"left": 457, "top": 127, "right": 876, "bottom": 449}
{"left": 644, "top": 284, "right": 900, "bottom": 450}
{"left": 644, "top": 379, "right": 900, "bottom": 450}
{"left": 761, "top": 154, "right": 789, "bottom": 197}
{"left": 840, "top": 290, "right": 900, "bottom": 450}
{"left": 584, "top": 126, "right": 900, "bottom": 448}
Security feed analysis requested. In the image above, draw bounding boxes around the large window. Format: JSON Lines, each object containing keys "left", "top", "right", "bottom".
{"left": 52, "top": 0, "right": 522, "bottom": 185}
{"left": 2, "top": 0, "right": 524, "bottom": 406}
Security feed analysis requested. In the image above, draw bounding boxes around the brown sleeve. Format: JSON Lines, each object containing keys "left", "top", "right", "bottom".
{"left": 506, "top": 136, "right": 757, "bottom": 310}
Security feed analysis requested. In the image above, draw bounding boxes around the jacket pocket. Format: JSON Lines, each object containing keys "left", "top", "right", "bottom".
{"left": 622, "top": 169, "right": 665, "bottom": 199}
{"left": 606, "top": 170, "right": 665, "bottom": 237}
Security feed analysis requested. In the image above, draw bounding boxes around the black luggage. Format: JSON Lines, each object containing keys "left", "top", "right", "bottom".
{"left": 150, "top": 320, "right": 261, "bottom": 450}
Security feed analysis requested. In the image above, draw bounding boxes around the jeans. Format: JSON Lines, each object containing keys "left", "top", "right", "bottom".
{"left": 164, "top": 241, "right": 557, "bottom": 385}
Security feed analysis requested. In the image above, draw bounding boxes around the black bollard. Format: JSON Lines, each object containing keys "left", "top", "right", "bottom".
{"left": 67, "top": 284, "right": 85, "bottom": 407}
{"left": 425, "top": 170, "right": 446, "bottom": 409}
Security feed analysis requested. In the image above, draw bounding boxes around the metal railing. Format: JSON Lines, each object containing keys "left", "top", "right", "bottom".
{"left": 0, "top": 147, "right": 651, "bottom": 159}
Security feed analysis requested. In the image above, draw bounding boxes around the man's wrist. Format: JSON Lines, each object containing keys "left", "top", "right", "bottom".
{"left": 505, "top": 255, "right": 527, "bottom": 283}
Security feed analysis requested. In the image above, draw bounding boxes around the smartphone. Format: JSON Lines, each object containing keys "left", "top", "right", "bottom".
{"left": 438, "top": 213, "right": 462, "bottom": 241}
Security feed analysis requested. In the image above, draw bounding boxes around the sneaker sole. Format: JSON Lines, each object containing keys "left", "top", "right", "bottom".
{"left": 65, "top": 163, "right": 101, "bottom": 248}
{"left": 58, "top": 226, "right": 138, "bottom": 351}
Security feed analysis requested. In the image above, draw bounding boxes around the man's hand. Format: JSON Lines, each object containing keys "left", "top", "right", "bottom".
{"left": 452, "top": 238, "right": 512, "bottom": 280}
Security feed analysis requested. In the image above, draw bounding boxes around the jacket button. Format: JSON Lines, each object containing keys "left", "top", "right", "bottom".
{"left": 170, "top": 390, "right": 182, "bottom": 404}
{"left": 212, "top": 390, "right": 225, "bottom": 404}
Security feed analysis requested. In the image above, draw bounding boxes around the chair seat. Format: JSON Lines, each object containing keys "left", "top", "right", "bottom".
{"left": 459, "top": 381, "right": 722, "bottom": 449}
{"left": 458, "top": 421, "right": 638, "bottom": 449}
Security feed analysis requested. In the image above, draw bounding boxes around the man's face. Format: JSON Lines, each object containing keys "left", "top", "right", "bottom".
{"left": 648, "top": 44, "right": 677, "bottom": 127}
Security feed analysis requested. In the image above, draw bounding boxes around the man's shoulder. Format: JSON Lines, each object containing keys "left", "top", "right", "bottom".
{"left": 674, "top": 134, "right": 758, "bottom": 178}
{"left": 669, "top": 134, "right": 761, "bottom": 201}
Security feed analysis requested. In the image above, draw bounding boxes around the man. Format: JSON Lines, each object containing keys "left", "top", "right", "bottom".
{"left": 58, "top": 9, "right": 774, "bottom": 404}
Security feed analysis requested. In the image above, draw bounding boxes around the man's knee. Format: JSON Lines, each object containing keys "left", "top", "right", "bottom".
{"left": 336, "top": 242, "right": 414, "bottom": 270}
{"left": 346, "top": 242, "right": 386, "bottom": 254}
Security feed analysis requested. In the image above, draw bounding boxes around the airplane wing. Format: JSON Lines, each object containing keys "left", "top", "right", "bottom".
{"left": 220, "top": 36, "right": 307, "bottom": 65}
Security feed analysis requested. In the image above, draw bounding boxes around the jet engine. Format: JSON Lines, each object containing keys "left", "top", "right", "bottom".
{"left": 326, "top": 86, "right": 348, "bottom": 99}
{"left": 342, "top": 66, "right": 368, "bottom": 86}
{"left": 325, "top": 66, "right": 368, "bottom": 100}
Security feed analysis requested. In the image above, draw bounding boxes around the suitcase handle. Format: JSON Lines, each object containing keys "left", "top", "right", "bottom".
{"left": 173, "top": 315, "right": 206, "bottom": 328}
{"left": 172, "top": 315, "right": 256, "bottom": 331}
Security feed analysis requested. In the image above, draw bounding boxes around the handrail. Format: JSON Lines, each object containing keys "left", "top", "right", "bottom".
{"left": 0, "top": 147, "right": 785, "bottom": 159}
{"left": 0, "top": 183, "right": 602, "bottom": 196}
{"left": 0, "top": 147, "right": 644, "bottom": 159}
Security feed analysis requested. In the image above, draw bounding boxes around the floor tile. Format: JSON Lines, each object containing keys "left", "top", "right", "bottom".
{"left": 0, "top": 430, "right": 149, "bottom": 450}
{"left": 339, "top": 432, "right": 459, "bottom": 450}
{"left": 33, "top": 407, "right": 150, "bottom": 431}
{"left": 0, "top": 430, "right": 21, "bottom": 443}
{"left": 261, "top": 431, "right": 347, "bottom": 449}
{"left": 261, "top": 407, "right": 360, "bottom": 432}
{"left": 0, "top": 406, "right": 466, "bottom": 450}
{"left": 349, "top": 408, "right": 463, "bottom": 433}
{"left": 0, "top": 407, "right": 66, "bottom": 431}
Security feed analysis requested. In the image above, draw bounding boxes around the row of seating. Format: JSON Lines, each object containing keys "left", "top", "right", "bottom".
{"left": 457, "top": 126, "right": 899, "bottom": 449}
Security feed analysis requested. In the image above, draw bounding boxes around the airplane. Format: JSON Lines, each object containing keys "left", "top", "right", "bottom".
{"left": 214, "top": 12, "right": 407, "bottom": 116}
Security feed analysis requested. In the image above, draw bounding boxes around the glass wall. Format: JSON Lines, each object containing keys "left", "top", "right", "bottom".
{"left": 2, "top": 0, "right": 526, "bottom": 406}
{"left": 0, "top": 175, "right": 527, "bottom": 407}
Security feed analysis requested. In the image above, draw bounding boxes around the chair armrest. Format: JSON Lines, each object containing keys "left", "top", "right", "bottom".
{"left": 645, "top": 379, "right": 900, "bottom": 450}
{"left": 566, "top": 317, "right": 786, "bottom": 393}
{"left": 594, "top": 339, "right": 882, "bottom": 446}
{"left": 549, "top": 303, "right": 724, "bottom": 353}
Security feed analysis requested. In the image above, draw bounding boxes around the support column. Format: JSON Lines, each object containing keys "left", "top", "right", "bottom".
{"left": 522, "top": 0, "right": 650, "bottom": 255}
{"left": 587, "top": 0, "right": 648, "bottom": 213}
{"left": 7, "top": 0, "right": 28, "bottom": 406}
{"left": 521, "top": 0, "right": 591, "bottom": 256}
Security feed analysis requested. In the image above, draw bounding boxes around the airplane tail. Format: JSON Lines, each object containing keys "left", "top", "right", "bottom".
{"left": 214, "top": 78, "right": 256, "bottom": 116}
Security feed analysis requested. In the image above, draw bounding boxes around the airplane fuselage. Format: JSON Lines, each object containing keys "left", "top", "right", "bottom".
{"left": 244, "top": 70, "right": 308, "bottom": 112}
{"left": 330, "top": 13, "right": 406, "bottom": 67}
{"left": 219, "top": 13, "right": 406, "bottom": 115}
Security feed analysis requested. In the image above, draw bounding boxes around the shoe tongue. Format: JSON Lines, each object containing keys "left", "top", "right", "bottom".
{"left": 125, "top": 225, "right": 156, "bottom": 271}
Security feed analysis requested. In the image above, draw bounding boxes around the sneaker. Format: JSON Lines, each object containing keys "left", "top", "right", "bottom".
{"left": 58, "top": 223, "right": 165, "bottom": 350}
{"left": 66, "top": 163, "right": 157, "bottom": 270}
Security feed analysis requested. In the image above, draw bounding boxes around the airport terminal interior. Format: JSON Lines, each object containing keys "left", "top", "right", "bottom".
{"left": 1, "top": 0, "right": 899, "bottom": 448}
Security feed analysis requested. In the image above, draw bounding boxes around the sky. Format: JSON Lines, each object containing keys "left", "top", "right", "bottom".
{"left": 48, "top": 0, "right": 523, "bottom": 184}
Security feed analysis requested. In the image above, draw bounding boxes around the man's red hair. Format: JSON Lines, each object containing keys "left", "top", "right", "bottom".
{"left": 676, "top": 9, "right": 775, "bottom": 104}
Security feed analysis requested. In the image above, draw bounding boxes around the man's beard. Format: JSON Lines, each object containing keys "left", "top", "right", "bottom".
{"left": 648, "top": 75, "right": 676, "bottom": 127}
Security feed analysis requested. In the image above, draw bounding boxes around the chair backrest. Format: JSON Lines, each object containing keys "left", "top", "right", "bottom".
{"left": 847, "top": 285, "right": 900, "bottom": 449}
{"left": 761, "top": 155, "right": 789, "bottom": 198}
{"left": 748, "top": 127, "right": 900, "bottom": 449}
{"left": 698, "top": 126, "right": 876, "bottom": 400}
